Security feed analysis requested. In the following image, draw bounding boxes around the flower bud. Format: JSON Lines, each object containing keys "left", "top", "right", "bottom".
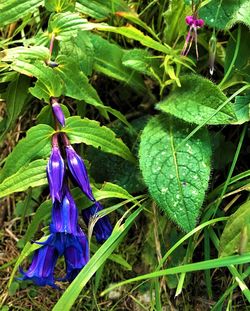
{"left": 46, "top": 142, "right": 65, "bottom": 203}
{"left": 51, "top": 98, "right": 65, "bottom": 127}
{"left": 65, "top": 145, "right": 95, "bottom": 202}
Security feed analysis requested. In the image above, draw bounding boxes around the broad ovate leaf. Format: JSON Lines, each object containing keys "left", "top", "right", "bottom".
{"left": 220, "top": 200, "right": 250, "bottom": 257}
{"left": 139, "top": 115, "right": 212, "bottom": 232}
{"left": 157, "top": 75, "right": 236, "bottom": 125}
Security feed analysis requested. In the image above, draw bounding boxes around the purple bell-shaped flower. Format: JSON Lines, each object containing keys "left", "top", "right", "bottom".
{"left": 82, "top": 201, "right": 112, "bottom": 243}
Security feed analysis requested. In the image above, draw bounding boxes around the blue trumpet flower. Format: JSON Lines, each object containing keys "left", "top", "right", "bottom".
{"left": 19, "top": 245, "right": 59, "bottom": 288}
{"left": 65, "top": 145, "right": 95, "bottom": 202}
{"left": 82, "top": 201, "right": 112, "bottom": 243}
{"left": 50, "top": 187, "right": 78, "bottom": 236}
{"left": 46, "top": 140, "right": 65, "bottom": 203}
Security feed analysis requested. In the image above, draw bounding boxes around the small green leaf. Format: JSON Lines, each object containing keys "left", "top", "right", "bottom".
{"left": 122, "top": 49, "right": 163, "bottom": 79}
{"left": 157, "top": 75, "right": 237, "bottom": 125}
{"left": 90, "top": 34, "right": 146, "bottom": 93}
{"left": 220, "top": 200, "right": 250, "bottom": 257}
{"left": 76, "top": 0, "right": 130, "bottom": 19}
{"left": 0, "top": 159, "right": 47, "bottom": 198}
{"left": 45, "top": 0, "right": 76, "bottom": 12}
{"left": 0, "top": 124, "right": 53, "bottom": 182}
{"left": 64, "top": 116, "right": 135, "bottom": 162}
{"left": 11, "top": 60, "right": 63, "bottom": 101}
{"left": 0, "top": 0, "right": 43, "bottom": 27}
{"left": 1, "top": 46, "right": 50, "bottom": 62}
{"left": 234, "top": 95, "right": 250, "bottom": 124}
{"left": 48, "top": 12, "right": 95, "bottom": 40}
{"left": 139, "top": 115, "right": 212, "bottom": 232}
{"left": 199, "top": 0, "right": 250, "bottom": 30}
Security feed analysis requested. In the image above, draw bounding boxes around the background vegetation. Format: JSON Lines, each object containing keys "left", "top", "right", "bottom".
{"left": 0, "top": 0, "right": 250, "bottom": 310}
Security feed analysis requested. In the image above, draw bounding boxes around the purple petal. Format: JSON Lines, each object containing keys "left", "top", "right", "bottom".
{"left": 65, "top": 145, "right": 95, "bottom": 201}
{"left": 46, "top": 145, "right": 65, "bottom": 203}
{"left": 82, "top": 202, "right": 112, "bottom": 243}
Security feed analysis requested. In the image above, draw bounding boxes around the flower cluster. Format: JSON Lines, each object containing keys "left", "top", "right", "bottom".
{"left": 19, "top": 99, "right": 112, "bottom": 287}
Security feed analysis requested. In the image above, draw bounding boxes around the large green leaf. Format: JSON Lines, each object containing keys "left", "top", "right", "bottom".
{"left": 0, "top": 46, "right": 50, "bottom": 62}
{"left": 220, "top": 200, "right": 250, "bottom": 257}
{"left": 0, "top": 0, "right": 43, "bottom": 27}
{"left": 139, "top": 115, "right": 212, "bottom": 232}
{"left": 0, "top": 159, "right": 47, "bottom": 198}
{"left": 0, "top": 75, "right": 30, "bottom": 141}
{"left": 157, "top": 75, "right": 237, "bottom": 125}
{"left": 64, "top": 116, "right": 135, "bottom": 162}
{"left": 76, "top": 0, "right": 130, "bottom": 19}
{"left": 199, "top": 0, "right": 250, "bottom": 30}
{"left": 0, "top": 124, "right": 53, "bottom": 182}
{"left": 90, "top": 34, "right": 146, "bottom": 93}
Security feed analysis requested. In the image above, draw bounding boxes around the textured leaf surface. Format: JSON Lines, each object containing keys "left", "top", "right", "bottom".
{"left": 234, "top": 95, "right": 250, "bottom": 124}
{"left": 45, "top": 0, "right": 76, "bottom": 12}
{"left": 220, "top": 200, "right": 250, "bottom": 257}
{"left": 0, "top": 159, "right": 47, "bottom": 198}
{"left": 0, "top": 124, "right": 53, "bottom": 182}
{"left": 90, "top": 34, "right": 146, "bottom": 93}
{"left": 0, "top": 0, "right": 43, "bottom": 27}
{"left": 64, "top": 116, "right": 135, "bottom": 162}
{"left": 76, "top": 0, "right": 130, "bottom": 18}
{"left": 199, "top": 0, "right": 250, "bottom": 30}
{"left": 1, "top": 46, "right": 50, "bottom": 62}
{"left": 157, "top": 75, "right": 236, "bottom": 125}
{"left": 139, "top": 115, "right": 212, "bottom": 232}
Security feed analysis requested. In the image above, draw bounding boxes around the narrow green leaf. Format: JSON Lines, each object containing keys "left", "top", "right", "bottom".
{"left": 234, "top": 95, "right": 250, "bottom": 124}
{"left": 0, "top": 124, "right": 53, "bottom": 182}
{"left": 0, "top": 0, "right": 43, "bottom": 27}
{"left": 97, "top": 24, "right": 171, "bottom": 54}
{"left": 76, "top": 0, "right": 130, "bottom": 19}
{"left": 220, "top": 200, "right": 250, "bottom": 257}
{"left": 64, "top": 116, "right": 135, "bottom": 162}
{"left": 157, "top": 75, "right": 237, "bottom": 125}
{"left": 0, "top": 159, "right": 47, "bottom": 198}
{"left": 52, "top": 204, "right": 144, "bottom": 311}
{"left": 139, "top": 115, "right": 212, "bottom": 232}
{"left": 0, "top": 75, "right": 30, "bottom": 141}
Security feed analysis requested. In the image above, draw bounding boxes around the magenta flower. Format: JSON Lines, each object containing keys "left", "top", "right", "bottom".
{"left": 181, "top": 15, "right": 204, "bottom": 59}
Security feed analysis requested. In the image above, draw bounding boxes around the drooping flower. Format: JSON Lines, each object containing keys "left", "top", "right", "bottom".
{"left": 46, "top": 136, "right": 65, "bottom": 203}
{"left": 65, "top": 145, "right": 95, "bottom": 202}
{"left": 51, "top": 97, "right": 65, "bottom": 127}
{"left": 82, "top": 201, "right": 112, "bottom": 243}
{"left": 50, "top": 186, "right": 78, "bottom": 235}
{"left": 63, "top": 228, "right": 89, "bottom": 281}
{"left": 19, "top": 245, "right": 59, "bottom": 288}
{"left": 181, "top": 15, "right": 204, "bottom": 59}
